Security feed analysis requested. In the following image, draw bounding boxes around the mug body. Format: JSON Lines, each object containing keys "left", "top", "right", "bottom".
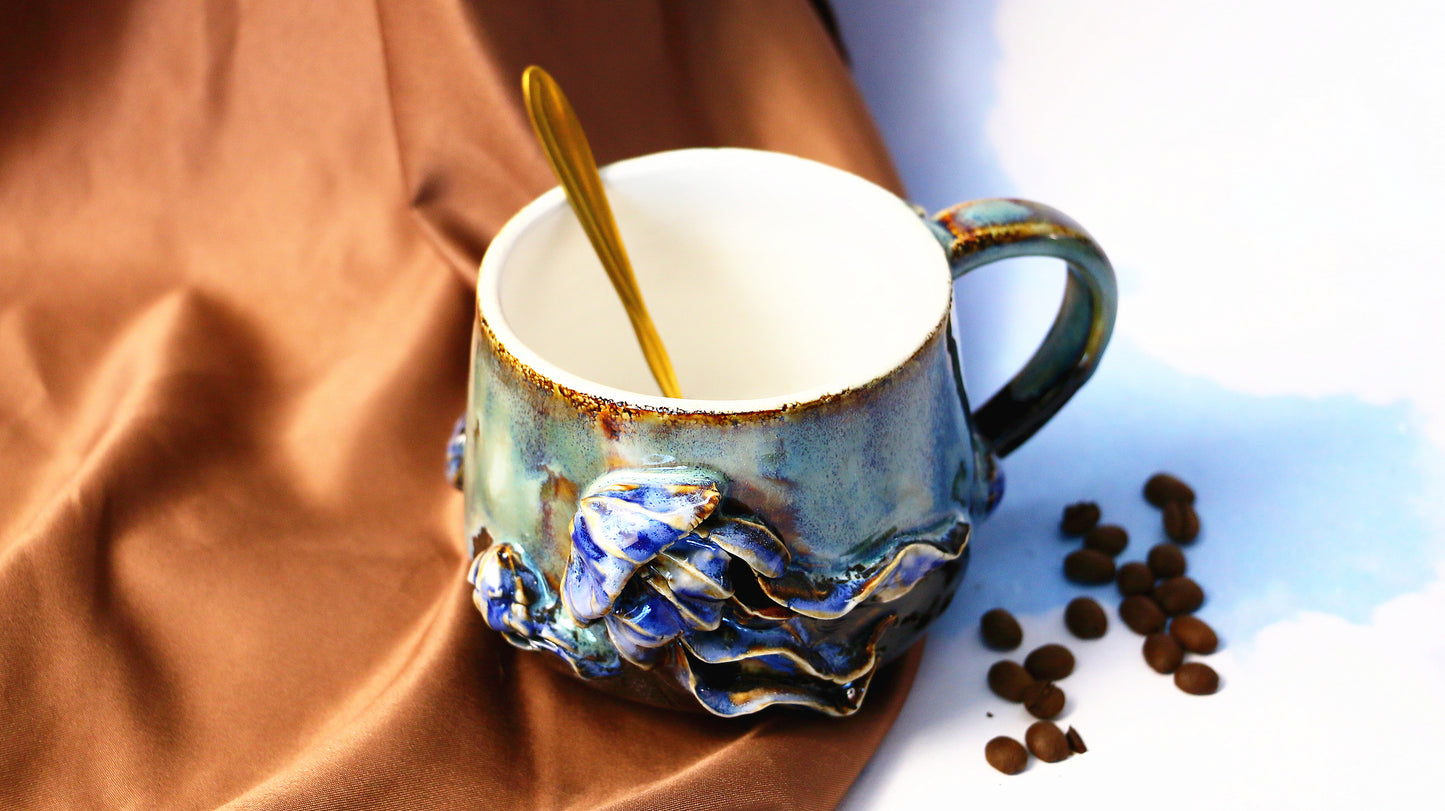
{"left": 463, "top": 148, "right": 996, "bottom": 715}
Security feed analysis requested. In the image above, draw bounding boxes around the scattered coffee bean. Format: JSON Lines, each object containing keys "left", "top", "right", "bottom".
{"left": 1174, "top": 662, "right": 1220, "bottom": 695}
{"left": 1142, "top": 632, "right": 1184, "bottom": 674}
{"left": 987, "top": 660, "right": 1036, "bottom": 702}
{"left": 1021, "top": 681, "right": 1066, "bottom": 720}
{"left": 1061, "top": 501, "right": 1101, "bottom": 536}
{"left": 1083, "top": 524, "right": 1129, "bottom": 556}
{"left": 980, "top": 608, "right": 1024, "bottom": 651}
{"left": 1024, "top": 643, "right": 1076, "bottom": 681}
{"left": 1119, "top": 594, "right": 1166, "bottom": 635}
{"left": 1116, "top": 561, "right": 1155, "bottom": 597}
{"left": 1154, "top": 576, "right": 1205, "bottom": 616}
{"left": 1025, "top": 720, "right": 1071, "bottom": 763}
{"left": 1065, "top": 726, "right": 1088, "bottom": 754}
{"left": 1169, "top": 615, "right": 1219, "bottom": 654}
{"left": 1147, "top": 543, "right": 1187, "bottom": 579}
{"left": 1064, "top": 596, "right": 1108, "bottom": 639}
{"left": 1163, "top": 501, "right": 1201, "bottom": 542}
{"left": 1064, "top": 548, "right": 1116, "bottom": 584}
{"left": 985, "top": 735, "right": 1029, "bottom": 775}
{"left": 1144, "top": 472, "right": 1196, "bottom": 507}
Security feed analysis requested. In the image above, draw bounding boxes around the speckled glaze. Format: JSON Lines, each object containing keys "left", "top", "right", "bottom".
{"left": 454, "top": 150, "right": 1115, "bottom": 716}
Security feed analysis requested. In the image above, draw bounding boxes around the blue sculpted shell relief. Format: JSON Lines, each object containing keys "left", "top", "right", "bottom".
{"left": 464, "top": 459, "right": 974, "bottom": 716}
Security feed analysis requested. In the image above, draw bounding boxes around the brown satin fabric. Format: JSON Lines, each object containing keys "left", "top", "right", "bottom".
{"left": 0, "top": 2, "right": 919, "bottom": 808}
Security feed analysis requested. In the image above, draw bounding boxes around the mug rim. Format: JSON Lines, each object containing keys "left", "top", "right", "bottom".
{"left": 476, "top": 147, "right": 953, "bottom": 415}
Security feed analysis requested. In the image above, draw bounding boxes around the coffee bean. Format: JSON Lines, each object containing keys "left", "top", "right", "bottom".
{"left": 1174, "top": 662, "right": 1220, "bottom": 695}
{"left": 1154, "top": 576, "right": 1205, "bottom": 615}
{"left": 1142, "top": 632, "right": 1184, "bottom": 674}
{"left": 980, "top": 608, "right": 1023, "bottom": 651}
{"left": 1064, "top": 548, "right": 1116, "bottom": 584}
{"left": 1024, "top": 643, "right": 1076, "bottom": 681}
{"left": 1116, "top": 561, "right": 1155, "bottom": 597}
{"left": 1025, "top": 721, "right": 1071, "bottom": 763}
{"left": 1144, "top": 473, "right": 1196, "bottom": 507}
{"left": 1147, "top": 543, "right": 1187, "bottom": 579}
{"left": 1163, "top": 501, "right": 1201, "bottom": 542}
{"left": 1083, "top": 524, "right": 1129, "bottom": 556}
{"left": 1021, "top": 681, "right": 1066, "bottom": 720}
{"left": 1065, "top": 726, "right": 1088, "bottom": 754}
{"left": 1064, "top": 596, "right": 1108, "bottom": 639}
{"left": 1169, "top": 615, "right": 1219, "bottom": 654}
{"left": 1119, "top": 594, "right": 1166, "bottom": 635}
{"left": 987, "top": 660, "right": 1035, "bottom": 702}
{"left": 985, "top": 736, "right": 1029, "bottom": 775}
{"left": 1061, "top": 502, "right": 1101, "bottom": 536}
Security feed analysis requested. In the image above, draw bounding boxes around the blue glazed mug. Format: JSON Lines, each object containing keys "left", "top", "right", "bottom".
{"left": 452, "top": 148, "right": 1116, "bottom": 716}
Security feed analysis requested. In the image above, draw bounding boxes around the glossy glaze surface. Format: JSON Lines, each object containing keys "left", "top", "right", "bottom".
{"left": 462, "top": 309, "right": 989, "bottom": 715}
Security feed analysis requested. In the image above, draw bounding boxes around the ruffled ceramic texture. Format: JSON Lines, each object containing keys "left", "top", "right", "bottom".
{"left": 468, "top": 543, "right": 621, "bottom": 679}
{"left": 553, "top": 466, "right": 965, "bottom": 715}
{"left": 675, "top": 649, "right": 878, "bottom": 716}
{"left": 561, "top": 467, "right": 792, "bottom": 669}
{"left": 562, "top": 467, "right": 723, "bottom": 625}
{"left": 555, "top": 464, "right": 888, "bottom": 714}
{"left": 467, "top": 463, "right": 974, "bottom": 715}
{"left": 681, "top": 586, "right": 898, "bottom": 682}
{"left": 756, "top": 517, "right": 972, "bottom": 619}
{"left": 671, "top": 521, "right": 968, "bottom": 715}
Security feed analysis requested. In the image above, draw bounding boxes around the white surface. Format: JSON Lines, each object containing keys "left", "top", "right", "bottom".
{"left": 832, "top": 2, "right": 1445, "bottom": 807}
{"left": 485, "top": 148, "right": 950, "bottom": 406}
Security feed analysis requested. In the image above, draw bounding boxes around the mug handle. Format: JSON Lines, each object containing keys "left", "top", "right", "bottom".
{"left": 930, "top": 199, "right": 1118, "bottom": 457}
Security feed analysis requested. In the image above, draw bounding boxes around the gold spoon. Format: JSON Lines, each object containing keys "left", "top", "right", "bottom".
{"left": 521, "top": 65, "right": 683, "bottom": 398}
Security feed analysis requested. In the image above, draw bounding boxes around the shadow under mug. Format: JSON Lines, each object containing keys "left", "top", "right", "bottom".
{"left": 451, "top": 148, "right": 1116, "bottom": 716}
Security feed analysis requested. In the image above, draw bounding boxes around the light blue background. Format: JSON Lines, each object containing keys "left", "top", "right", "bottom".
{"left": 830, "top": 1, "right": 1445, "bottom": 805}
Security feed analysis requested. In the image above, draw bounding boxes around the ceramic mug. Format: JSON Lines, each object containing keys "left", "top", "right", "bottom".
{"left": 449, "top": 148, "right": 1116, "bottom": 716}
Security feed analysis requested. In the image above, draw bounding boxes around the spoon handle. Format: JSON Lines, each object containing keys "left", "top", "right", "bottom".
{"left": 522, "top": 66, "right": 683, "bottom": 399}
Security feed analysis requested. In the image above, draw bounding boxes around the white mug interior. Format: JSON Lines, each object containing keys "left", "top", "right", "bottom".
{"left": 479, "top": 148, "right": 952, "bottom": 411}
